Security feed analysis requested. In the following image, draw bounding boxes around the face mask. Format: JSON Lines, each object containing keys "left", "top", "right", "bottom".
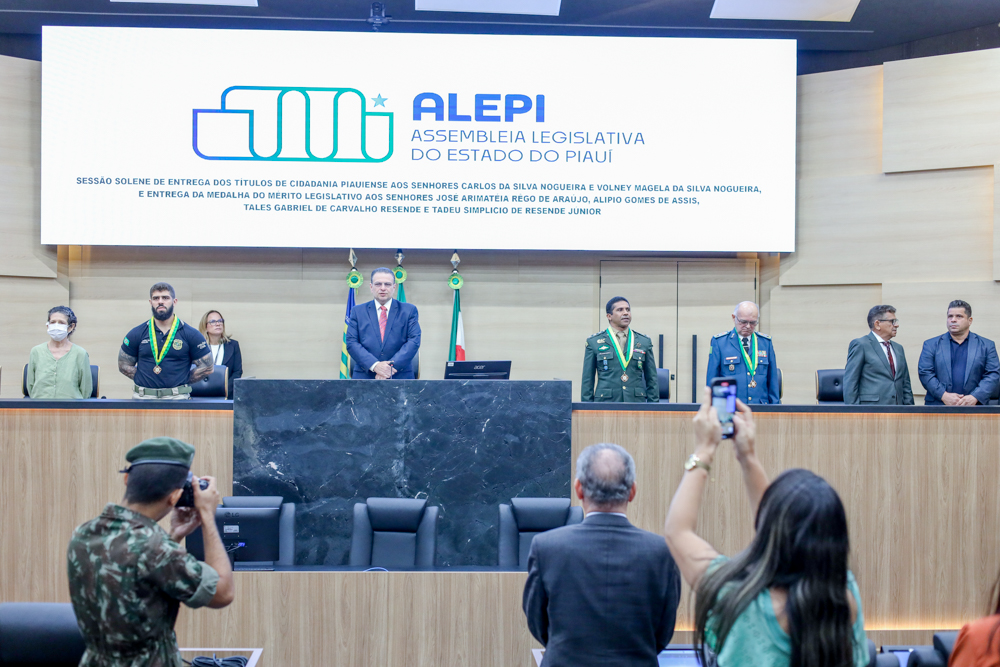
{"left": 48, "top": 323, "right": 70, "bottom": 341}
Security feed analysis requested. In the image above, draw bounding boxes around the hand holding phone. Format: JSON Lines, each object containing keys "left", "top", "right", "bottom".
{"left": 709, "top": 377, "right": 738, "bottom": 439}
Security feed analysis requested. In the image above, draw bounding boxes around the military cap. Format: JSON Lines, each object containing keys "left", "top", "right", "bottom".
{"left": 124, "top": 437, "right": 195, "bottom": 469}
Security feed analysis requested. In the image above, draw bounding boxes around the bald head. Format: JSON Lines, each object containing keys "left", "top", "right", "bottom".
{"left": 575, "top": 443, "right": 636, "bottom": 511}
{"left": 732, "top": 301, "right": 760, "bottom": 337}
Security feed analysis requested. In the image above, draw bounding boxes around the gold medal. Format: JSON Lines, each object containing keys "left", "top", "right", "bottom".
{"left": 621, "top": 373, "right": 629, "bottom": 382}
{"left": 749, "top": 379, "right": 756, "bottom": 388}
{"left": 154, "top": 366, "right": 162, "bottom": 374}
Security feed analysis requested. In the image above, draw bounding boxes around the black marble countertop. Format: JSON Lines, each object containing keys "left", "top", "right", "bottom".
{"left": 573, "top": 402, "right": 1000, "bottom": 414}
{"left": 0, "top": 398, "right": 232, "bottom": 410}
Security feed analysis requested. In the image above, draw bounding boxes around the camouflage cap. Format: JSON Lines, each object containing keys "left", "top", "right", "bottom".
{"left": 125, "top": 437, "right": 195, "bottom": 469}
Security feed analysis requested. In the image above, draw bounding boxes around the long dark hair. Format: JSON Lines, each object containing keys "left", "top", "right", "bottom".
{"left": 694, "top": 469, "right": 854, "bottom": 667}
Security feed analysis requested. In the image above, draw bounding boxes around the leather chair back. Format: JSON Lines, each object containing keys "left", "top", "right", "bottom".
{"left": 22, "top": 364, "right": 99, "bottom": 399}
{"left": 778, "top": 367, "right": 783, "bottom": 400}
{"left": 816, "top": 369, "right": 845, "bottom": 404}
{"left": 656, "top": 368, "right": 670, "bottom": 402}
{"left": 0, "top": 602, "right": 85, "bottom": 666}
{"left": 498, "top": 498, "right": 584, "bottom": 569}
{"left": 350, "top": 498, "right": 438, "bottom": 569}
{"left": 190, "top": 364, "right": 228, "bottom": 398}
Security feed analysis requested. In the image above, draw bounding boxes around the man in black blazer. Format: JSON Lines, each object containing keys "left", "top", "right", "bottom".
{"left": 523, "top": 443, "right": 681, "bottom": 667}
{"left": 918, "top": 300, "right": 1000, "bottom": 405}
{"left": 346, "top": 267, "right": 421, "bottom": 379}
{"left": 843, "top": 304, "right": 914, "bottom": 405}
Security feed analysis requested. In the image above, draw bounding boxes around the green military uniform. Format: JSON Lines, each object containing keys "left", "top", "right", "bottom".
{"left": 581, "top": 327, "right": 659, "bottom": 402}
{"left": 66, "top": 438, "right": 219, "bottom": 667}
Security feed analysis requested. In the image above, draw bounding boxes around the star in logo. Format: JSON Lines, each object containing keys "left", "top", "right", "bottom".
{"left": 371, "top": 94, "right": 388, "bottom": 107}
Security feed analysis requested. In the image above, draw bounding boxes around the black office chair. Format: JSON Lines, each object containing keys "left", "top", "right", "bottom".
{"left": 777, "top": 368, "right": 783, "bottom": 400}
{"left": 190, "top": 364, "right": 228, "bottom": 398}
{"left": 22, "top": 364, "right": 99, "bottom": 399}
{"left": 349, "top": 498, "right": 438, "bottom": 569}
{"left": 816, "top": 369, "right": 845, "bottom": 404}
{"left": 0, "top": 602, "right": 85, "bottom": 666}
{"left": 498, "top": 498, "right": 583, "bottom": 569}
{"left": 656, "top": 368, "right": 670, "bottom": 402}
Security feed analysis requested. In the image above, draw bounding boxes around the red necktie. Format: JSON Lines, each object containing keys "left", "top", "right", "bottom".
{"left": 883, "top": 341, "right": 896, "bottom": 378}
{"left": 379, "top": 305, "right": 387, "bottom": 341}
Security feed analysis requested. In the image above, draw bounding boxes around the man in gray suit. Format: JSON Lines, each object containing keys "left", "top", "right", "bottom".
{"left": 918, "top": 300, "right": 1000, "bottom": 405}
{"left": 844, "top": 304, "right": 914, "bottom": 405}
{"left": 522, "top": 443, "right": 680, "bottom": 667}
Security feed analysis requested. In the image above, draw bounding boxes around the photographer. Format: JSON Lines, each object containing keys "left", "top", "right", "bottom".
{"left": 67, "top": 437, "right": 234, "bottom": 667}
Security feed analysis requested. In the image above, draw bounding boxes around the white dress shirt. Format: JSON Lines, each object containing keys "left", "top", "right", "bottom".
{"left": 870, "top": 330, "right": 897, "bottom": 376}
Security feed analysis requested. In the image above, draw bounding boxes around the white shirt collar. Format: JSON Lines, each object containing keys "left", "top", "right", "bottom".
{"left": 584, "top": 510, "right": 628, "bottom": 518}
{"left": 870, "top": 330, "right": 892, "bottom": 344}
{"left": 375, "top": 298, "right": 392, "bottom": 315}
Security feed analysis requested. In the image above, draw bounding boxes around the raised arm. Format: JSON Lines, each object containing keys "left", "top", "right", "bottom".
{"left": 188, "top": 352, "right": 214, "bottom": 383}
{"left": 732, "top": 399, "right": 768, "bottom": 516}
{"left": 664, "top": 387, "right": 722, "bottom": 588}
{"left": 118, "top": 349, "right": 138, "bottom": 380}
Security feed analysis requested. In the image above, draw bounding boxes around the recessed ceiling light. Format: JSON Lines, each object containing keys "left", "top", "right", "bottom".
{"left": 710, "top": 0, "right": 860, "bottom": 22}
{"left": 415, "top": 0, "right": 560, "bottom": 17}
{"left": 109, "top": 0, "right": 258, "bottom": 7}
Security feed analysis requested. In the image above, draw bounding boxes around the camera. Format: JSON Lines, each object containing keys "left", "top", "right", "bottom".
{"left": 176, "top": 471, "right": 210, "bottom": 508}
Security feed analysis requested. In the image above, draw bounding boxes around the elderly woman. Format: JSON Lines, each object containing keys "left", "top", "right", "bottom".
{"left": 198, "top": 310, "right": 243, "bottom": 398}
{"left": 26, "top": 306, "right": 93, "bottom": 399}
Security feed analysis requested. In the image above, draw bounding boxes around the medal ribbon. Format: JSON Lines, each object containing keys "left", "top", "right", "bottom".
{"left": 148, "top": 317, "right": 181, "bottom": 367}
{"left": 738, "top": 330, "right": 758, "bottom": 376}
{"left": 606, "top": 327, "right": 634, "bottom": 372}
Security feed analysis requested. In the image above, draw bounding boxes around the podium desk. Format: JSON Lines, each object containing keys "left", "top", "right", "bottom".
{"left": 2, "top": 398, "right": 998, "bottom": 665}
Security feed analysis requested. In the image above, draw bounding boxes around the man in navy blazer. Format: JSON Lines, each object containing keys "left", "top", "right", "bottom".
{"left": 523, "top": 443, "right": 680, "bottom": 667}
{"left": 346, "top": 268, "right": 421, "bottom": 379}
{"left": 918, "top": 300, "right": 999, "bottom": 405}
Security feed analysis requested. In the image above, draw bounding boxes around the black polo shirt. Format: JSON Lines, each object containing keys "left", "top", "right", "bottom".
{"left": 121, "top": 318, "right": 210, "bottom": 389}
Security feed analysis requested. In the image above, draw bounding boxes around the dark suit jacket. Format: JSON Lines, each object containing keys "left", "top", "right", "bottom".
{"left": 220, "top": 339, "right": 243, "bottom": 399}
{"left": 522, "top": 513, "right": 681, "bottom": 667}
{"left": 918, "top": 332, "right": 1000, "bottom": 405}
{"left": 346, "top": 299, "right": 421, "bottom": 379}
{"left": 843, "top": 333, "right": 914, "bottom": 405}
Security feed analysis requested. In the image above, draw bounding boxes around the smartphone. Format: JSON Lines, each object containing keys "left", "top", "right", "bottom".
{"left": 709, "top": 377, "right": 738, "bottom": 439}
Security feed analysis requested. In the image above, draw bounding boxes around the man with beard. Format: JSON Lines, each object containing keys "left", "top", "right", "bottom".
{"left": 118, "top": 283, "right": 213, "bottom": 399}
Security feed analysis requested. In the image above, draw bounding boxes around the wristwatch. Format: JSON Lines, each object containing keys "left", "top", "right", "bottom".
{"left": 684, "top": 453, "right": 711, "bottom": 473}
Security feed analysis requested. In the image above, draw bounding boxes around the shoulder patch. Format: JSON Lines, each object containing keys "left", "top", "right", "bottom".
{"left": 631, "top": 330, "right": 647, "bottom": 339}
{"left": 588, "top": 331, "right": 604, "bottom": 339}
{"left": 756, "top": 332, "right": 771, "bottom": 340}
{"left": 123, "top": 336, "right": 129, "bottom": 346}
{"left": 713, "top": 331, "right": 729, "bottom": 339}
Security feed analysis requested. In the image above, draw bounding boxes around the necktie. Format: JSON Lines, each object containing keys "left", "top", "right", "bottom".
{"left": 883, "top": 341, "right": 896, "bottom": 378}
{"left": 379, "top": 305, "right": 388, "bottom": 342}
{"left": 742, "top": 337, "right": 750, "bottom": 356}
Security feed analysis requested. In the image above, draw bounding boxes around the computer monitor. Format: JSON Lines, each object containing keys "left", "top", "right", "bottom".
{"left": 186, "top": 507, "right": 281, "bottom": 570}
{"left": 444, "top": 360, "right": 511, "bottom": 380}
{"left": 881, "top": 646, "right": 920, "bottom": 667}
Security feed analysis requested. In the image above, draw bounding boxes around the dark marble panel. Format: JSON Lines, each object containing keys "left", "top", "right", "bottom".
{"left": 232, "top": 380, "right": 572, "bottom": 566}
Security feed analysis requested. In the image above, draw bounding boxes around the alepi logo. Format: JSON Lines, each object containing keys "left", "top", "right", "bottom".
{"left": 193, "top": 86, "right": 393, "bottom": 162}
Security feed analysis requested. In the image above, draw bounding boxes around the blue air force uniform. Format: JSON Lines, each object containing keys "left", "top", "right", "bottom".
{"left": 706, "top": 329, "right": 780, "bottom": 404}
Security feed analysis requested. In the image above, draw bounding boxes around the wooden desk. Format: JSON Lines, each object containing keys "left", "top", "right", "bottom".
{"left": 1, "top": 401, "right": 996, "bottom": 665}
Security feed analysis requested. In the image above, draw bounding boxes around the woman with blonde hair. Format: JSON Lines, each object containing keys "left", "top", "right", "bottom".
{"left": 198, "top": 310, "right": 243, "bottom": 398}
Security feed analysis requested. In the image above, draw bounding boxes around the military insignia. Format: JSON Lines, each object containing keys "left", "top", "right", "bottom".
{"left": 598, "top": 345, "right": 609, "bottom": 351}
{"left": 729, "top": 364, "right": 734, "bottom": 371}
{"left": 597, "top": 338, "right": 606, "bottom": 343}
{"left": 757, "top": 332, "right": 771, "bottom": 339}
{"left": 621, "top": 373, "right": 629, "bottom": 382}
{"left": 123, "top": 336, "right": 129, "bottom": 346}
{"left": 725, "top": 356, "right": 738, "bottom": 362}
{"left": 749, "top": 379, "right": 757, "bottom": 388}
{"left": 758, "top": 350, "right": 767, "bottom": 358}
{"left": 172, "top": 339, "right": 183, "bottom": 350}
{"left": 713, "top": 331, "right": 729, "bottom": 339}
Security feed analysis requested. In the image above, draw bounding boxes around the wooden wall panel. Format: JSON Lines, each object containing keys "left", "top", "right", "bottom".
{"left": 768, "top": 284, "right": 882, "bottom": 404}
{"left": 781, "top": 167, "right": 994, "bottom": 286}
{"left": 0, "top": 276, "right": 70, "bottom": 397}
{"left": 798, "top": 66, "right": 883, "bottom": 180}
{"left": 883, "top": 49, "right": 1000, "bottom": 173}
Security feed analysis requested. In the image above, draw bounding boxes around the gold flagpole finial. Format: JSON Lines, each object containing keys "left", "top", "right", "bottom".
{"left": 395, "top": 249, "right": 405, "bottom": 266}
{"left": 450, "top": 251, "right": 461, "bottom": 271}
{"left": 349, "top": 248, "right": 358, "bottom": 268}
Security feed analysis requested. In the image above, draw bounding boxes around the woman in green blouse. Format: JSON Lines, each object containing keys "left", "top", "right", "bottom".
{"left": 26, "top": 306, "right": 93, "bottom": 399}
{"left": 665, "top": 389, "right": 868, "bottom": 667}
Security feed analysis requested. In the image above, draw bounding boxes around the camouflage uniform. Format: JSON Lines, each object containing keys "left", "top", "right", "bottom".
{"left": 67, "top": 503, "right": 219, "bottom": 667}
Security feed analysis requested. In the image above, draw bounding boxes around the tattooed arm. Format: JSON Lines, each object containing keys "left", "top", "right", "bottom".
{"left": 118, "top": 349, "right": 138, "bottom": 380}
{"left": 188, "top": 352, "right": 214, "bottom": 383}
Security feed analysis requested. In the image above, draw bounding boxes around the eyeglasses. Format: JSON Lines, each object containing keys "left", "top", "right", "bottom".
{"left": 877, "top": 319, "right": 899, "bottom": 326}
{"left": 207, "top": 319, "right": 225, "bottom": 325}
{"left": 735, "top": 317, "right": 758, "bottom": 327}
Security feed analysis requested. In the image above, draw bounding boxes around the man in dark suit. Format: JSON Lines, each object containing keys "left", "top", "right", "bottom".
{"left": 346, "top": 268, "right": 421, "bottom": 379}
{"left": 843, "top": 304, "right": 914, "bottom": 405}
{"left": 523, "top": 443, "right": 681, "bottom": 667}
{"left": 918, "top": 300, "right": 1000, "bottom": 405}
